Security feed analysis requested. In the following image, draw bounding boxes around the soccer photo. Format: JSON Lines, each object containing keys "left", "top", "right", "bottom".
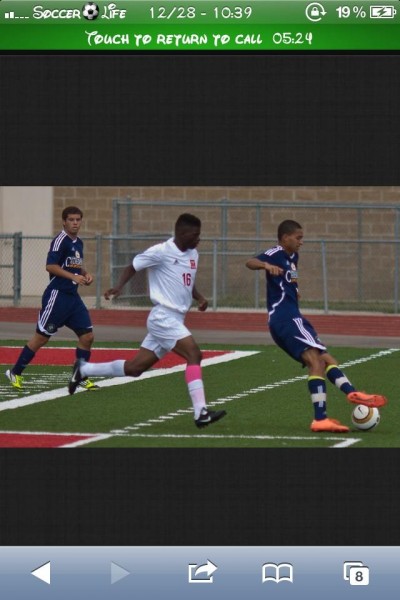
{"left": 0, "top": 186, "right": 398, "bottom": 448}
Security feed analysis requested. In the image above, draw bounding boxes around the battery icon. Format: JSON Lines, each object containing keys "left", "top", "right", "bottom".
{"left": 370, "top": 6, "right": 397, "bottom": 18}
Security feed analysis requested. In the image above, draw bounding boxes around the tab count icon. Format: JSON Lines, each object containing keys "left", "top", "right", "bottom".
{"left": 343, "top": 561, "right": 370, "bottom": 586}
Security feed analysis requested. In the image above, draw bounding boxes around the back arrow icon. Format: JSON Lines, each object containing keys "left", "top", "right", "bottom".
{"left": 31, "top": 561, "right": 51, "bottom": 585}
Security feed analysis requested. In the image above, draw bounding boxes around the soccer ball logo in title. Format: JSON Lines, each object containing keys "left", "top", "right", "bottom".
{"left": 82, "top": 3, "right": 99, "bottom": 20}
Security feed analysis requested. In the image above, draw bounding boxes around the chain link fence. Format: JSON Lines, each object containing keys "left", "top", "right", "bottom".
{"left": 1, "top": 234, "right": 400, "bottom": 314}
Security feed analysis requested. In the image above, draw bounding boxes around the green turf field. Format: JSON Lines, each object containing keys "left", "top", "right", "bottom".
{"left": 0, "top": 340, "right": 398, "bottom": 447}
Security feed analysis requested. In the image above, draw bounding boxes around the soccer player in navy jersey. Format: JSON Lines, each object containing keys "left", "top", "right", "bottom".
{"left": 68, "top": 213, "right": 227, "bottom": 428}
{"left": 246, "top": 219, "right": 387, "bottom": 433}
{"left": 5, "top": 206, "right": 98, "bottom": 391}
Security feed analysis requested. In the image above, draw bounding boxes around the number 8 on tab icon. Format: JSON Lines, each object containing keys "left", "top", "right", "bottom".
{"left": 343, "top": 561, "right": 370, "bottom": 586}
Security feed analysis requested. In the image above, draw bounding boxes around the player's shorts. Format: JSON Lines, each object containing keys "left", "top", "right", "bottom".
{"left": 269, "top": 316, "right": 327, "bottom": 363}
{"left": 141, "top": 304, "right": 191, "bottom": 359}
{"left": 37, "top": 288, "right": 93, "bottom": 336}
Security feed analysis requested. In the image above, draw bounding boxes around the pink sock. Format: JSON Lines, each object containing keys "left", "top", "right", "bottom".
{"left": 185, "top": 364, "right": 202, "bottom": 383}
{"left": 185, "top": 365, "right": 206, "bottom": 418}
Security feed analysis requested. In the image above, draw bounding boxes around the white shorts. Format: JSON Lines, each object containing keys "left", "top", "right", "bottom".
{"left": 141, "top": 304, "right": 191, "bottom": 358}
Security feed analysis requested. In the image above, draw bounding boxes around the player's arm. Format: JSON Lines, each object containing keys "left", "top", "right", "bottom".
{"left": 46, "top": 264, "right": 88, "bottom": 286}
{"left": 104, "top": 264, "right": 136, "bottom": 300}
{"left": 245, "top": 257, "right": 283, "bottom": 276}
{"left": 192, "top": 285, "right": 208, "bottom": 311}
{"left": 80, "top": 267, "right": 94, "bottom": 286}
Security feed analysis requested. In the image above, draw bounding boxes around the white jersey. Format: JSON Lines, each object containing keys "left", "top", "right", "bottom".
{"left": 133, "top": 237, "right": 198, "bottom": 314}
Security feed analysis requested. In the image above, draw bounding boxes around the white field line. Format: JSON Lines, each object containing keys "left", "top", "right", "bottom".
{"left": 112, "top": 348, "right": 399, "bottom": 433}
{"left": 0, "top": 429, "right": 113, "bottom": 448}
{"left": 0, "top": 350, "right": 258, "bottom": 412}
{"left": 0, "top": 429, "right": 360, "bottom": 448}
{"left": 105, "top": 348, "right": 399, "bottom": 449}
{"left": 77, "top": 432, "right": 362, "bottom": 449}
{"left": 1, "top": 348, "right": 397, "bottom": 448}
{"left": 1, "top": 346, "right": 141, "bottom": 350}
{"left": 60, "top": 434, "right": 113, "bottom": 447}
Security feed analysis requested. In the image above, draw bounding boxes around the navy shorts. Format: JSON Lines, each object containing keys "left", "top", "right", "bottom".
{"left": 37, "top": 289, "right": 93, "bottom": 336}
{"left": 269, "top": 316, "right": 327, "bottom": 363}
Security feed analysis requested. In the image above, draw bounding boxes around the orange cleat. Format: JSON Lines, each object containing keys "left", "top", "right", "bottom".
{"left": 347, "top": 391, "right": 387, "bottom": 408}
{"left": 311, "top": 418, "right": 350, "bottom": 433}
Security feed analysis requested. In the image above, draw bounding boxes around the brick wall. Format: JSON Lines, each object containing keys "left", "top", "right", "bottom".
{"left": 52, "top": 187, "right": 400, "bottom": 310}
{"left": 53, "top": 186, "right": 400, "bottom": 237}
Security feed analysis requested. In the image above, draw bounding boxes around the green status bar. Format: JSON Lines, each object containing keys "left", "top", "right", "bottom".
{"left": 0, "top": 1, "right": 400, "bottom": 50}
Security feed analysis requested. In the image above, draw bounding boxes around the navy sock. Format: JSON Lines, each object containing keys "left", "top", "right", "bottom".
{"left": 13, "top": 345, "right": 36, "bottom": 375}
{"left": 308, "top": 377, "right": 327, "bottom": 420}
{"left": 76, "top": 348, "right": 91, "bottom": 362}
{"left": 326, "top": 365, "right": 355, "bottom": 395}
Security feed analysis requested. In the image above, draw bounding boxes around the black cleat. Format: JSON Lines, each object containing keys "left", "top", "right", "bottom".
{"left": 195, "top": 408, "right": 227, "bottom": 428}
{"left": 68, "top": 358, "right": 87, "bottom": 395}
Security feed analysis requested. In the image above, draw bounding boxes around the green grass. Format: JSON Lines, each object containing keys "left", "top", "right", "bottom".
{"left": 0, "top": 340, "right": 398, "bottom": 447}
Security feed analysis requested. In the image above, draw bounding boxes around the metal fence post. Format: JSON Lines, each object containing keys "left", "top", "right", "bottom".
{"left": 321, "top": 240, "right": 329, "bottom": 314}
{"left": 12, "top": 232, "right": 23, "bottom": 306}
{"left": 111, "top": 199, "right": 119, "bottom": 287}
{"left": 255, "top": 205, "right": 261, "bottom": 309}
{"left": 357, "top": 207, "right": 363, "bottom": 302}
{"left": 394, "top": 210, "right": 400, "bottom": 313}
{"left": 212, "top": 239, "right": 218, "bottom": 311}
{"left": 220, "top": 199, "right": 228, "bottom": 298}
{"left": 95, "top": 234, "right": 102, "bottom": 309}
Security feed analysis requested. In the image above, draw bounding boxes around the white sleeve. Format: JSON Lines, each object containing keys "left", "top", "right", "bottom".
{"left": 132, "top": 244, "right": 162, "bottom": 272}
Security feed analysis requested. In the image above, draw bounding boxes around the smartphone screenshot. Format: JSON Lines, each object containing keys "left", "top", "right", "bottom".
{"left": 0, "top": 1, "right": 399, "bottom": 598}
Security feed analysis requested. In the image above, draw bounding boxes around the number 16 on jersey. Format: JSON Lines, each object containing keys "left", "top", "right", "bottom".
{"left": 182, "top": 273, "right": 192, "bottom": 286}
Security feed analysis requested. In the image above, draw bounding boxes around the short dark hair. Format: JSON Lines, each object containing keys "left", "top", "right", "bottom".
{"left": 278, "top": 219, "right": 302, "bottom": 240}
{"left": 175, "top": 213, "right": 201, "bottom": 232}
{"left": 62, "top": 206, "right": 83, "bottom": 221}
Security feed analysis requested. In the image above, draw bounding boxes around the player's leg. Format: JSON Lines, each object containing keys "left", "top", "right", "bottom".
{"left": 69, "top": 345, "right": 160, "bottom": 394}
{"left": 269, "top": 318, "right": 348, "bottom": 432}
{"left": 76, "top": 330, "right": 94, "bottom": 352}
{"left": 66, "top": 297, "right": 100, "bottom": 390}
{"left": 76, "top": 330, "right": 94, "bottom": 364}
{"left": 142, "top": 304, "right": 226, "bottom": 426}
{"left": 69, "top": 305, "right": 173, "bottom": 393}
{"left": 323, "top": 352, "right": 355, "bottom": 393}
{"left": 173, "top": 335, "right": 205, "bottom": 417}
{"left": 122, "top": 347, "right": 160, "bottom": 376}
{"left": 5, "top": 331, "right": 49, "bottom": 389}
{"left": 75, "top": 329, "right": 98, "bottom": 390}
{"left": 302, "top": 348, "right": 349, "bottom": 433}
{"left": 270, "top": 318, "right": 329, "bottom": 421}
{"left": 284, "top": 317, "right": 349, "bottom": 431}
{"left": 173, "top": 335, "right": 227, "bottom": 428}
{"left": 322, "top": 352, "right": 387, "bottom": 408}
{"left": 301, "top": 347, "right": 328, "bottom": 421}
{"left": 4, "top": 288, "right": 61, "bottom": 389}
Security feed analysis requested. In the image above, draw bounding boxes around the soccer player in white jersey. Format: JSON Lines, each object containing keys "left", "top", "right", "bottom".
{"left": 246, "top": 219, "right": 387, "bottom": 433}
{"left": 68, "top": 213, "right": 227, "bottom": 428}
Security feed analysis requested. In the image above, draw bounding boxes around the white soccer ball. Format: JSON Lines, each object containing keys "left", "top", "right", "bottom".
{"left": 351, "top": 404, "right": 380, "bottom": 431}
{"left": 82, "top": 3, "right": 99, "bottom": 20}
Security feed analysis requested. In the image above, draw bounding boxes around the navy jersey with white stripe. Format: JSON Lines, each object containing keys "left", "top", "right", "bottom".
{"left": 256, "top": 245, "right": 300, "bottom": 323}
{"left": 46, "top": 231, "right": 84, "bottom": 294}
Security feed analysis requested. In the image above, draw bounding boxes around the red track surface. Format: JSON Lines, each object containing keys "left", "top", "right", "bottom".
{"left": 0, "top": 346, "right": 230, "bottom": 447}
{"left": 0, "top": 347, "right": 227, "bottom": 366}
{"left": 0, "top": 307, "right": 399, "bottom": 336}
{"left": 0, "top": 433, "right": 95, "bottom": 448}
